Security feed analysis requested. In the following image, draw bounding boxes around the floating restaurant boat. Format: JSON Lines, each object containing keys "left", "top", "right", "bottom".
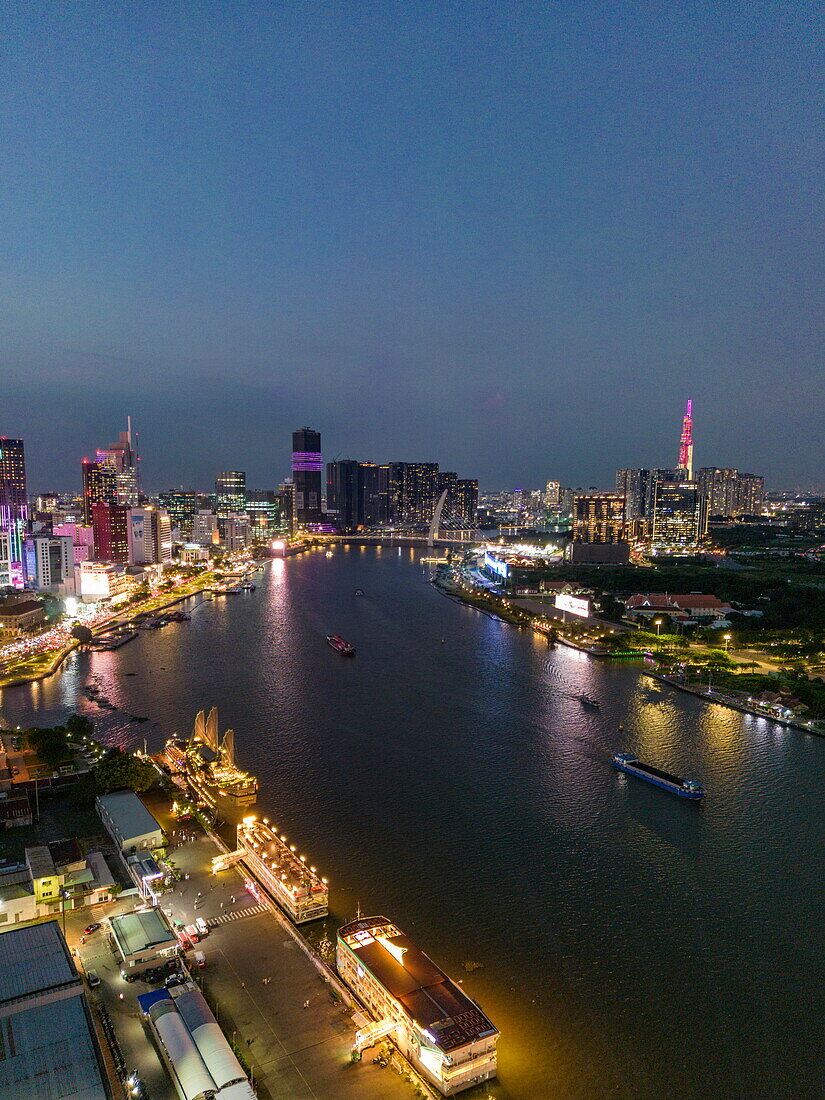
{"left": 163, "top": 708, "right": 258, "bottom": 807}
{"left": 337, "top": 916, "right": 499, "bottom": 1095}
{"left": 612, "top": 752, "right": 705, "bottom": 799}
{"left": 235, "top": 817, "right": 328, "bottom": 924}
{"left": 326, "top": 633, "right": 355, "bottom": 656}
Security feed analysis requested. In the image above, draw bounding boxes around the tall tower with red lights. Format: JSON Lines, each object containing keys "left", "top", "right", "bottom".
{"left": 677, "top": 399, "right": 694, "bottom": 481}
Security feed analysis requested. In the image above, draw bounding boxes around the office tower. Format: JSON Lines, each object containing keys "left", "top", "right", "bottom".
{"left": 215, "top": 471, "right": 246, "bottom": 532}
{"left": 82, "top": 460, "right": 117, "bottom": 524}
{"left": 677, "top": 399, "right": 694, "bottom": 481}
{"left": 572, "top": 493, "right": 627, "bottom": 543}
{"left": 192, "top": 510, "right": 220, "bottom": 547}
{"left": 362, "top": 464, "right": 389, "bottom": 525}
{"left": 96, "top": 417, "right": 139, "bottom": 505}
{"left": 513, "top": 488, "right": 525, "bottom": 516}
{"left": 159, "top": 490, "right": 199, "bottom": 536}
{"left": 455, "top": 479, "right": 479, "bottom": 525}
{"left": 292, "top": 428, "right": 323, "bottom": 528}
{"left": 129, "top": 507, "right": 172, "bottom": 564}
{"left": 616, "top": 469, "right": 649, "bottom": 521}
{"left": 246, "top": 490, "right": 280, "bottom": 541}
{"left": 651, "top": 481, "right": 707, "bottom": 545}
{"left": 326, "top": 461, "right": 363, "bottom": 532}
{"left": 277, "top": 481, "right": 294, "bottom": 536}
{"left": 544, "top": 480, "right": 561, "bottom": 508}
{"left": 91, "top": 502, "right": 131, "bottom": 563}
{"left": 0, "top": 437, "right": 28, "bottom": 585}
{"left": 22, "top": 535, "right": 75, "bottom": 593}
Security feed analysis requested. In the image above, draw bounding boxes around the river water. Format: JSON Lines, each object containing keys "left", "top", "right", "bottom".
{"left": 2, "top": 547, "right": 823, "bottom": 1099}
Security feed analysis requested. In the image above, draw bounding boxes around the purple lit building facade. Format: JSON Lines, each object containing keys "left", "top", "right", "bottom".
{"left": 292, "top": 427, "right": 324, "bottom": 528}
{"left": 0, "top": 438, "right": 28, "bottom": 587}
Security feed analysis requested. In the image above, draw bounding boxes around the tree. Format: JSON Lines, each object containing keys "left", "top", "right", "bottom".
{"left": 25, "top": 725, "right": 72, "bottom": 768}
{"left": 71, "top": 623, "right": 93, "bottom": 645}
{"left": 66, "top": 714, "right": 94, "bottom": 740}
{"left": 92, "top": 749, "right": 156, "bottom": 795}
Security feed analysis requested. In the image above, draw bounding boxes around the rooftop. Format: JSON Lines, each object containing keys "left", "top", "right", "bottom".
{"left": 0, "top": 920, "right": 77, "bottom": 1005}
{"left": 339, "top": 917, "right": 497, "bottom": 1053}
{"left": 110, "top": 907, "right": 177, "bottom": 956}
{"left": 97, "top": 789, "right": 162, "bottom": 842}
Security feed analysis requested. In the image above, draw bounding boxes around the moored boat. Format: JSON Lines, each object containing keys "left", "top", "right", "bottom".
{"left": 613, "top": 752, "right": 705, "bottom": 799}
{"left": 326, "top": 633, "right": 355, "bottom": 656}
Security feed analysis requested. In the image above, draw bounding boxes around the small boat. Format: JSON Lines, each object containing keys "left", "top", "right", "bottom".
{"left": 353, "top": 589, "right": 365, "bottom": 597}
{"left": 613, "top": 753, "right": 705, "bottom": 800}
{"left": 241, "top": 582, "right": 256, "bottom": 591}
{"left": 325, "top": 550, "right": 334, "bottom": 558}
{"left": 326, "top": 634, "right": 356, "bottom": 657}
{"left": 224, "top": 586, "right": 243, "bottom": 595}
{"left": 577, "top": 695, "right": 600, "bottom": 710}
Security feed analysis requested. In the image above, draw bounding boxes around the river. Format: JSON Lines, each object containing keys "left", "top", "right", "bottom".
{"left": 1, "top": 546, "right": 823, "bottom": 1099}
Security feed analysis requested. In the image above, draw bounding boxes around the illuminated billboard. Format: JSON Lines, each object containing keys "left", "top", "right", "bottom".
{"left": 483, "top": 551, "right": 509, "bottom": 579}
{"left": 555, "top": 593, "right": 591, "bottom": 618}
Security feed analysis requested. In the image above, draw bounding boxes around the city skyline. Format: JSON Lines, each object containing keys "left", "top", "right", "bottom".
{"left": 1, "top": 5, "right": 821, "bottom": 490}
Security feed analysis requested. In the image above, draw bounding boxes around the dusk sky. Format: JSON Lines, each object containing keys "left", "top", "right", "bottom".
{"left": 2, "top": 3, "right": 821, "bottom": 492}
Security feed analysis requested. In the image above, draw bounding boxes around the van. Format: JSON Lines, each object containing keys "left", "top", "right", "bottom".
{"left": 194, "top": 951, "right": 206, "bottom": 969}
{"left": 195, "top": 918, "right": 209, "bottom": 937}
{"left": 86, "top": 969, "right": 100, "bottom": 988}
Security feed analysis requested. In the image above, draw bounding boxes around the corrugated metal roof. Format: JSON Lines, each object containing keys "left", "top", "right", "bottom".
{"left": 0, "top": 921, "right": 76, "bottom": 1004}
{"left": 110, "top": 908, "right": 177, "bottom": 956}
{"left": 97, "top": 790, "right": 162, "bottom": 842}
{"left": 0, "top": 992, "right": 107, "bottom": 1099}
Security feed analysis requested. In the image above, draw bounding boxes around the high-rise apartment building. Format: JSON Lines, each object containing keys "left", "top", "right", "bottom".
{"left": 0, "top": 437, "right": 27, "bottom": 585}
{"left": 277, "top": 482, "right": 294, "bottom": 536}
{"left": 192, "top": 510, "right": 219, "bottom": 547}
{"left": 455, "top": 479, "right": 479, "bottom": 525}
{"left": 697, "top": 468, "right": 764, "bottom": 518}
{"left": 389, "top": 463, "right": 440, "bottom": 527}
{"left": 572, "top": 493, "right": 627, "bottom": 543}
{"left": 362, "top": 464, "right": 389, "bottom": 526}
{"left": 82, "top": 460, "right": 117, "bottom": 525}
{"left": 91, "top": 502, "right": 131, "bottom": 563}
{"left": 544, "top": 480, "right": 561, "bottom": 508}
{"left": 651, "top": 482, "right": 707, "bottom": 545}
{"left": 616, "top": 469, "right": 650, "bottom": 522}
{"left": 292, "top": 428, "right": 323, "bottom": 528}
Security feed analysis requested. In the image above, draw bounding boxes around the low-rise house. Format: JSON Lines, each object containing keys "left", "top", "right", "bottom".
{"left": 0, "top": 841, "right": 116, "bottom": 927}
{"left": 625, "top": 593, "right": 732, "bottom": 623}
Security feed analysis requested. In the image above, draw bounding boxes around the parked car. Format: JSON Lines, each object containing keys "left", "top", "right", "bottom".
{"left": 86, "top": 970, "right": 100, "bottom": 988}
{"left": 194, "top": 950, "right": 206, "bottom": 969}
{"left": 194, "top": 918, "right": 209, "bottom": 937}
{"left": 84, "top": 922, "right": 101, "bottom": 936}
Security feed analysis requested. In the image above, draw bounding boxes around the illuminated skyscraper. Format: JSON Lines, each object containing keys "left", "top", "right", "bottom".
{"left": 215, "top": 472, "right": 246, "bottom": 535}
{"left": 96, "top": 417, "right": 139, "bottom": 506}
{"left": 91, "top": 502, "right": 131, "bottom": 563}
{"left": 0, "top": 437, "right": 28, "bottom": 586}
{"left": 677, "top": 399, "right": 694, "bottom": 481}
{"left": 292, "top": 428, "right": 323, "bottom": 527}
{"left": 82, "top": 460, "right": 117, "bottom": 524}
{"left": 651, "top": 481, "right": 707, "bottom": 545}
{"left": 572, "top": 493, "right": 627, "bottom": 543}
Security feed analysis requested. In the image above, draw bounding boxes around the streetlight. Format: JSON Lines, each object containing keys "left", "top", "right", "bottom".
{"left": 654, "top": 618, "right": 663, "bottom": 638}
{"left": 723, "top": 633, "right": 732, "bottom": 653}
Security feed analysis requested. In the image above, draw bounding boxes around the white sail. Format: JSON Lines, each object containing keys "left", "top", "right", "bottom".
{"left": 221, "top": 729, "right": 235, "bottom": 767}
{"left": 205, "top": 707, "right": 219, "bottom": 753}
{"left": 192, "top": 709, "right": 206, "bottom": 744}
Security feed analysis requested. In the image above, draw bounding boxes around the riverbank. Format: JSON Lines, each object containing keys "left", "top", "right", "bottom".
{"left": 436, "top": 570, "right": 825, "bottom": 738}
{"left": 0, "top": 567, "right": 254, "bottom": 691}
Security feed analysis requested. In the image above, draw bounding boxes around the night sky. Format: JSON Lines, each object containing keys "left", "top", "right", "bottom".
{"left": 2, "top": 3, "right": 821, "bottom": 491}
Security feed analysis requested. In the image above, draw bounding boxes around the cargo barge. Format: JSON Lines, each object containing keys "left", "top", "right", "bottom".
{"left": 326, "top": 633, "right": 355, "bottom": 656}
{"left": 612, "top": 752, "right": 705, "bottom": 799}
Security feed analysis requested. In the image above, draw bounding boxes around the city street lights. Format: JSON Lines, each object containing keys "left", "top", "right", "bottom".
{"left": 654, "top": 618, "right": 663, "bottom": 638}
{"left": 723, "top": 633, "right": 732, "bottom": 653}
